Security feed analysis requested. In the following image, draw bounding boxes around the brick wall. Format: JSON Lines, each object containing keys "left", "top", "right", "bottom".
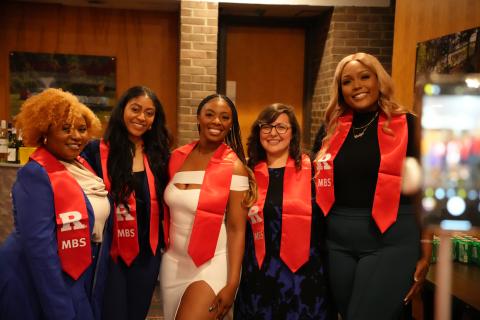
{"left": 177, "top": 0, "right": 219, "bottom": 146}
{"left": 309, "top": 6, "right": 395, "bottom": 147}
{"left": 176, "top": 2, "right": 394, "bottom": 149}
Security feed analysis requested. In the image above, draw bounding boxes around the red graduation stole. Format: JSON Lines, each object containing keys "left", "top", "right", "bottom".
{"left": 250, "top": 155, "right": 312, "bottom": 272}
{"left": 30, "top": 147, "right": 92, "bottom": 280}
{"left": 315, "top": 111, "right": 408, "bottom": 233}
{"left": 99, "top": 140, "right": 159, "bottom": 266}
{"left": 169, "top": 141, "right": 237, "bottom": 267}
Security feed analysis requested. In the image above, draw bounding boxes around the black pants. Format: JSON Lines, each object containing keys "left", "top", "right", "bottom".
{"left": 102, "top": 251, "right": 161, "bottom": 320}
{"left": 326, "top": 206, "right": 420, "bottom": 320}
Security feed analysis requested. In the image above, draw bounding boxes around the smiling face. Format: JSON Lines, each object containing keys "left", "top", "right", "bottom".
{"left": 123, "top": 95, "right": 156, "bottom": 143}
{"left": 197, "top": 98, "right": 233, "bottom": 144}
{"left": 340, "top": 60, "right": 380, "bottom": 113}
{"left": 259, "top": 113, "right": 292, "bottom": 159}
{"left": 45, "top": 115, "right": 89, "bottom": 162}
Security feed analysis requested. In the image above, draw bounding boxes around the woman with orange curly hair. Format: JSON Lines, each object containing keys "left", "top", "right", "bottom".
{"left": 313, "top": 53, "right": 430, "bottom": 319}
{"left": 0, "top": 88, "right": 112, "bottom": 320}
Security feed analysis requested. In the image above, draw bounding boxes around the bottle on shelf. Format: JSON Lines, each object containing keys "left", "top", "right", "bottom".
{"left": 7, "top": 127, "right": 18, "bottom": 163}
{"left": 0, "top": 120, "right": 8, "bottom": 163}
{"left": 16, "top": 129, "right": 23, "bottom": 148}
{"left": 7, "top": 121, "right": 12, "bottom": 138}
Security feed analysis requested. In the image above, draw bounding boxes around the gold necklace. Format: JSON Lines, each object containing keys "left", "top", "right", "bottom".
{"left": 352, "top": 111, "right": 379, "bottom": 139}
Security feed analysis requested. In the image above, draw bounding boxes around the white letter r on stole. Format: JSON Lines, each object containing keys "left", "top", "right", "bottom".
{"left": 59, "top": 211, "right": 87, "bottom": 232}
{"left": 116, "top": 204, "right": 135, "bottom": 221}
{"left": 316, "top": 153, "right": 332, "bottom": 171}
{"left": 248, "top": 205, "right": 263, "bottom": 224}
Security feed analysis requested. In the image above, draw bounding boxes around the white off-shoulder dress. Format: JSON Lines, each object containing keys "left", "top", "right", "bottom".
{"left": 160, "top": 171, "right": 249, "bottom": 320}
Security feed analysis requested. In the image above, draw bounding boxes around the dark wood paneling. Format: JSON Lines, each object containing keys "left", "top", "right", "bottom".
{"left": 0, "top": 2, "right": 178, "bottom": 136}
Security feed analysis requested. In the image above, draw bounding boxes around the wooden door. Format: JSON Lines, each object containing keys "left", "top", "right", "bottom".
{"left": 225, "top": 25, "right": 305, "bottom": 149}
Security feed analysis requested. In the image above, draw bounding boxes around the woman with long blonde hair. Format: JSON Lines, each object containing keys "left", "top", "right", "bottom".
{"left": 314, "top": 53, "right": 431, "bottom": 319}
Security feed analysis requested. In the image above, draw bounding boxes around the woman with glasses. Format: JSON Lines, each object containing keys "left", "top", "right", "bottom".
{"left": 234, "top": 103, "right": 331, "bottom": 319}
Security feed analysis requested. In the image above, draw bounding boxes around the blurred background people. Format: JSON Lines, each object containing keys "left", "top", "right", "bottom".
{"left": 0, "top": 88, "right": 110, "bottom": 320}
{"left": 81, "top": 85, "right": 171, "bottom": 320}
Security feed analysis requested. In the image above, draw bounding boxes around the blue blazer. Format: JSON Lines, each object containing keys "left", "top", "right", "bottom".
{"left": 0, "top": 160, "right": 111, "bottom": 320}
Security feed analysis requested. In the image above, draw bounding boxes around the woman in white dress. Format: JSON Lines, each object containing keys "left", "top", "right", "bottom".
{"left": 160, "top": 94, "right": 256, "bottom": 320}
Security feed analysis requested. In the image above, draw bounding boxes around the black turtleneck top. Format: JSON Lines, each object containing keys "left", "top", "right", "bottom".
{"left": 323, "top": 111, "right": 417, "bottom": 208}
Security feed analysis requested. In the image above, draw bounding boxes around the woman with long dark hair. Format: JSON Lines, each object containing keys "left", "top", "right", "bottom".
{"left": 160, "top": 94, "right": 256, "bottom": 320}
{"left": 82, "top": 85, "right": 171, "bottom": 320}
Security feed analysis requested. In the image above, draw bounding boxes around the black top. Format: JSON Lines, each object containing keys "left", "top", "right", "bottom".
{"left": 133, "top": 171, "right": 151, "bottom": 258}
{"left": 321, "top": 111, "right": 417, "bottom": 208}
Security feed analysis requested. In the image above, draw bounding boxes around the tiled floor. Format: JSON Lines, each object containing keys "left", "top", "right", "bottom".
{"left": 147, "top": 284, "right": 164, "bottom": 320}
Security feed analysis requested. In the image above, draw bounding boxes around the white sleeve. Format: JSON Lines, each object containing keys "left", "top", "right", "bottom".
{"left": 230, "top": 175, "right": 249, "bottom": 191}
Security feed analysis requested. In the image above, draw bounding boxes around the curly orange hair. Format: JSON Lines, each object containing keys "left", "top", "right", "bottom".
{"left": 15, "top": 88, "right": 101, "bottom": 146}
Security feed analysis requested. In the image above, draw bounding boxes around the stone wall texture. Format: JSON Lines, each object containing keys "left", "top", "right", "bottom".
{"left": 177, "top": 0, "right": 219, "bottom": 146}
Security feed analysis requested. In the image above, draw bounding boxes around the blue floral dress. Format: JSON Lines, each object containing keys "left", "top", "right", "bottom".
{"left": 234, "top": 167, "right": 331, "bottom": 319}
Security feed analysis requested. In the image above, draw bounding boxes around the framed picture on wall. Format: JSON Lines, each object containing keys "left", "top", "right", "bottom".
{"left": 9, "top": 51, "right": 116, "bottom": 124}
{"left": 415, "top": 26, "right": 480, "bottom": 79}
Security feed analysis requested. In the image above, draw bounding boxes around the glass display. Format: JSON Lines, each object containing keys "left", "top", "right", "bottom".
{"left": 420, "top": 74, "right": 480, "bottom": 230}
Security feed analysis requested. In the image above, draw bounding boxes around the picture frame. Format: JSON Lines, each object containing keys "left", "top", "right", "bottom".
{"left": 415, "top": 27, "right": 480, "bottom": 79}
{"left": 9, "top": 51, "right": 116, "bottom": 124}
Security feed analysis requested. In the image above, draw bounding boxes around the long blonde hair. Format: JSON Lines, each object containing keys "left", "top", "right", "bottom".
{"left": 321, "top": 53, "right": 409, "bottom": 155}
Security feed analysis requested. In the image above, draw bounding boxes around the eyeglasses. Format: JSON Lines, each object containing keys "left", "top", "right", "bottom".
{"left": 259, "top": 123, "right": 291, "bottom": 134}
